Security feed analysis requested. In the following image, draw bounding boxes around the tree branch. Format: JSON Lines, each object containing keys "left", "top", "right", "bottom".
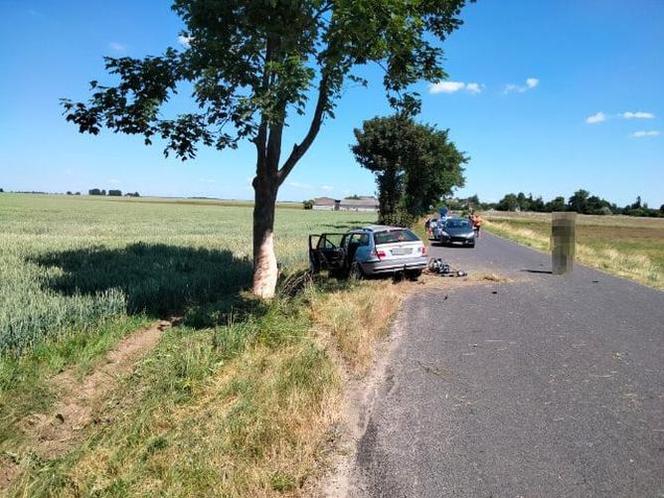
{"left": 313, "top": 1, "right": 333, "bottom": 24}
{"left": 277, "top": 73, "right": 329, "bottom": 185}
{"left": 253, "top": 34, "right": 275, "bottom": 180}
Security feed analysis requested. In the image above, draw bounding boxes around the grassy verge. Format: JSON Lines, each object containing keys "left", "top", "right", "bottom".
{"left": 410, "top": 218, "right": 431, "bottom": 247}
{"left": 0, "top": 315, "right": 152, "bottom": 449}
{"left": 1, "top": 194, "right": 402, "bottom": 496}
{"left": 483, "top": 213, "right": 664, "bottom": 289}
{"left": 3, "top": 276, "right": 406, "bottom": 497}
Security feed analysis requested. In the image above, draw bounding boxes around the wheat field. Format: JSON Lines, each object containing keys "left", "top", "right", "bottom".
{"left": 0, "top": 193, "right": 388, "bottom": 497}
{"left": 0, "top": 193, "right": 374, "bottom": 355}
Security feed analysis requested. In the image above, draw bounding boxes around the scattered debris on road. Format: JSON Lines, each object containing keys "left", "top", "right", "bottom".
{"left": 427, "top": 258, "right": 468, "bottom": 277}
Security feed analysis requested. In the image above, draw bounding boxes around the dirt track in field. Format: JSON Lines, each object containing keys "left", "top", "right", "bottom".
{"left": 0, "top": 320, "right": 171, "bottom": 492}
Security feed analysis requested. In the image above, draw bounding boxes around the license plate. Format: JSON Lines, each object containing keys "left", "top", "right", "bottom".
{"left": 391, "top": 247, "right": 412, "bottom": 255}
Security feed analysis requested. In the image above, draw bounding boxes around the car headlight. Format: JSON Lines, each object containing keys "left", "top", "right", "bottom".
{"left": 467, "top": 232, "right": 475, "bottom": 238}
{"left": 441, "top": 231, "right": 449, "bottom": 237}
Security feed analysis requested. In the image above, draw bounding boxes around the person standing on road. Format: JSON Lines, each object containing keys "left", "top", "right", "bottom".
{"left": 425, "top": 217, "right": 432, "bottom": 238}
{"left": 471, "top": 212, "right": 483, "bottom": 238}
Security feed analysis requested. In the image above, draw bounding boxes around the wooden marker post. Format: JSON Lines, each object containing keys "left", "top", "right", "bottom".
{"left": 551, "top": 212, "right": 576, "bottom": 274}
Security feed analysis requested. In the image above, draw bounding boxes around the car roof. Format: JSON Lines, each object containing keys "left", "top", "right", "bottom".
{"left": 360, "top": 224, "right": 407, "bottom": 232}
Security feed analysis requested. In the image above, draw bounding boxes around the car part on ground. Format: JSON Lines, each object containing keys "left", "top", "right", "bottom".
{"left": 427, "top": 258, "right": 468, "bottom": 277}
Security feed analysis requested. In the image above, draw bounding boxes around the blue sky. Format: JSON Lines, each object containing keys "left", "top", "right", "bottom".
{"left": 1, "top": 0, "right": 662, "bottom": 206}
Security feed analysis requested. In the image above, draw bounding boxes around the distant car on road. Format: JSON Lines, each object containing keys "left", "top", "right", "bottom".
{"left": 309, "top": 225, "right": 428, "bottom": 279}
{"left": 437, "top": 217, "right": 476, "bottom": 247}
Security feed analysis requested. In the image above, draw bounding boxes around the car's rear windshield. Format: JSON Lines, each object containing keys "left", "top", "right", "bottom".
{"left": 374, "top": 229, "right": 419, "bottom": 245}
{"left": 446, "top": 219, "right": 471, "bottom": 228}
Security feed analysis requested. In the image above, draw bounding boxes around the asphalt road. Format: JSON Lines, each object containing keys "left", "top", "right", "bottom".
{"left": 351, "top": 232, "right": 664, "bottom": 497}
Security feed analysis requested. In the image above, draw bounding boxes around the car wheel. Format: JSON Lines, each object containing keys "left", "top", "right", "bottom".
{"left": 349, "top": 261, "right": 364, "bottom": 280}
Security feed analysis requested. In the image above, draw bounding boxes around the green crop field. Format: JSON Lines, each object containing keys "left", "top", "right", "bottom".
{"left": 0, "top": 193, "right": 383, "bottom": 497}
{"left": 0, "top": 193, "right": 374, "bottom": 355}
{"left": 483, "top": 211, "right": 664, "bottom": 289}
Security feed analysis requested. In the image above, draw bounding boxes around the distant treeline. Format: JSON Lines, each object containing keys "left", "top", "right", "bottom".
{"left": 445, "top": 190, "right": 664, "bottom": 218}
{"left": 0, "top": 189, "right": 140, "bottom": 198}
{"left": 88, "top": 188, "right": 140, "bottom": 197}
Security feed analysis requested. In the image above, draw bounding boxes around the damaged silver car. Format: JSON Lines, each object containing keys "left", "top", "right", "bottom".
{"left": 309, "top": 225, "right": 428, "bottom": 279}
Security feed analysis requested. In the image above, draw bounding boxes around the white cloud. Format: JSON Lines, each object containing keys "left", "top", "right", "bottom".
{"left": 465, "top": 82, "right": 483, "bottom": 94}
{"left": 178, "top": 35, "right": 193, "bottom": 48}
{"left": 429, "top": 81, "right": 483, "bottom": 95}
{"left": 108, "top": 178, "right": 121, "bottom": 185}
{"left": 109, "top": 42, "right": 126, "bottom": 52}
{"left": 631, "top": 130, "right": 660, "bottom": 138}
{"left": 526, "top": 78, "right": 539, "bottom": 89}
{"left": 585, "top": 112, "right": 607, "bottom": 124}
{"left": 622, "top": 111, "right": 655, "bottom": 120}
{"left": 504, "top": 77, "right": 540, "bottom": 94}
{"left": 320, "top": 185, "right": 334, "bottom": 192}
{"left": 429, "top": 81, "right": 465, "bottom": 94}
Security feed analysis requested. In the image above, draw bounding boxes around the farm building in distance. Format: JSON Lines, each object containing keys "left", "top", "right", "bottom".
{"left": 312, "top": 196, "right": 379, "bottom": 212}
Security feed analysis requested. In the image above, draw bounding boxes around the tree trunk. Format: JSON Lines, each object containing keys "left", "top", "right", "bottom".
{"left": 252, "top": 174, "right": 279, "bottom": 299}
{"left": 248, "top": 59, "right": 328, "bottom": 299}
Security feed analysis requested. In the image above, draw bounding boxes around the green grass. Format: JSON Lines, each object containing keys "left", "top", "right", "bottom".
{"left": 0, "top": 193, "right": 380, "bottom": 496}
{"left": 8, "top": 294, "right": 337, "bottom": 497}
{"left": 0, "top": 193, "right": 374, "bottom": 355}
{"left": 483, "top": 211, "right": 664, "bottom": 289}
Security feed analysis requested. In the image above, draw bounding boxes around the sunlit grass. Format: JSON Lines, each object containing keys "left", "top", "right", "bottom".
{"left": 0, "top": 193, "right": 374, "bottom": 355}
{"left": 483, "top": 212, "right": 664, "bottom": 289}
{"left": 0, "top": 193, "right": 391, "bottom": 497}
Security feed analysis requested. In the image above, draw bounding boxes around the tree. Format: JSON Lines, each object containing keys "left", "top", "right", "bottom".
{"left": 586, "top": 195, "right": 610, "bottom": 215}
{"left": 568, "top": 189, "right": 590, "bottom": 213}
{"left": 109, "top": 189, "right": 123, "bottom": 196}
{"left": 496, "top": 193, "right": 519, "bottom": 211}
{"left": 0, "top": 188, "right": 4, "bottom": 193}
{"left": 351, "top": 116, "right": 407, "bottom": 222}
{"left": 545, "top": 196, "right": 566, "bottom": 212}
{"left": 352, "top": 115, "right": 466, "bottom": 223}
{"left": 62, "top": 0, "right": 470, "bottom": 298}
{"left": 89, "top": 188, "right": 102, "bottom": 196}
{"left": 466, "top": 194, "right": 480, "bottom": 210}
{"left": 401, "top": 123, "right": 466, "bottom": 217}
{"left": 530, "top": 195, "right": 545, "bottom": 212}
{"left": 516, "top": 192, "right": 529, "bottom": 211}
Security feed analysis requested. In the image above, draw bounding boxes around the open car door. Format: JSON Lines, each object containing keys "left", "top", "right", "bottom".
{"left": 309, "top": 233, "right": 347, "bottom": 273}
